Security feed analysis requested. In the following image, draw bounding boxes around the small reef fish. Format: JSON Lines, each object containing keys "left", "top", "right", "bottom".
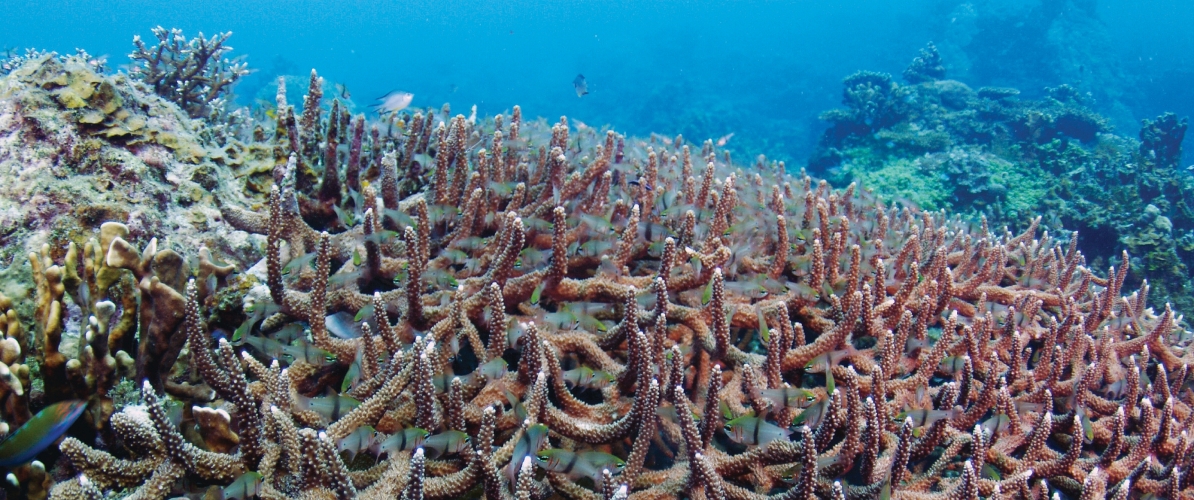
{"left": 164, "top": 400, "right": 185, "bottom": 428}
{"left": 981, "top": 413, "right": 1012, "bottom": 437}
{"left": 507, "top": 424, "right": 549, "bottom": 485}
{"left": 505, "top": 390, "right": 528, "bottom": 423}
{"left": 273, "top": 323, "right": 305, "bottom": 343}
{"left": 627, "top": 177, "right": 654, "bottom": 192}
{"left": 507, "top": 324, "right": 529, "bottom": 351}
{"left": 1014, "top": 401, "right": 1044, "bottom": 414}
{"left": 760, "top": 387, "right": 818, "bottom": 409}
{"left": 655, "top": 404, "right": 698, "bottom": 424}
{"left": 237, "top": 335, "right": 330, "bottom": 367}
{"left": 297, "top": 393, "right": 361, "bottom": 423}
{"left": 477, "top": 358, "right": 509, "bottom": 380}
{"left": 325, "top": 312, "right": 363, "bottom": 339}
{"left": 423, "top": 430, "right": 471, "bottom": 458}
{"left": 284, "top": 340, "right": 332, "bottom": 366}
{"left": 780, "top": 454, "right": 845, "bottom": 483}
{"left": 723, "top": 279, "right": 768, "bottom": 299}
{"left": 282, "top": 252, "right": 318, "bottom": 275}
{"left": 0, "top": 400, "right": 88, "bottom": 467}
{"left": 573, "top": 74, "right": 589, "bottom": 97}
{"left": 431, "top": 371, "right": 465, "bottom": 394}
{"left": 222, "top": 471, "right": 263, "bottom": 500}
{"left": 792, "top": 395, "right": 830, "bottom": 429}
{"left": 936, "top": 355, "right": 969, "bottom": 376}
{"left": 1099, "top": 379, "right": 1129, "bottom": 399}
{"left": 562, "top": 366, "right": 615, "bottom": 390}
{"left": 724, "top": 416, "right": 791, "bottom": 446}
{"left": 327, "top": 268, "right": 365, "bottom": 288}
{"left": 535, "top": 449, "right": 625, "bottom": 483}
{"left": 581, "top": 451, "right": 625, "bottom": 471}
{"left": 716, "top": 133, "right": 734, "bottom": 147}
{"left": 804, "top": 345, "right": 858, "bottom": 373}
{"left": 336, "top": 425, "right": 375, "bottom": 462}
{"left": 375, "top": 428, "right": 429, "bottom": 459}
{"left": 897, "top": 406, "right": 962, "bottom": 428}
{"left": 334, "top": 82, "right": 351, "bottom": 99}
{"left": 576, "top": 240, "right": 615, "bottom": 258}
{"left": 372, "top": 90, "right": 414, "bottom": 115}
{"left": 342, "top": 358, "right": 362, "bottom": 392}
{"left": 904, "top": 337, "right": 931, "bottom": 354}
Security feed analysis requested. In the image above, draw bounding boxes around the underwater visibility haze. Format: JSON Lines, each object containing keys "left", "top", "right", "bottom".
{"left": 0, "top": 0, "right": 1192, "bottom": 498}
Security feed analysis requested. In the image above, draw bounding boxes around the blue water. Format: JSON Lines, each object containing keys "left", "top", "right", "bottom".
{"left": 4, "top": 0, "right": 1192, "bottom": 166}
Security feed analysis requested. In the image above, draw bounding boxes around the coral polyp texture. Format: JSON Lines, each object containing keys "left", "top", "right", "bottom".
{"left": 0, "top": 45, "right": 1192, "bottom": 500}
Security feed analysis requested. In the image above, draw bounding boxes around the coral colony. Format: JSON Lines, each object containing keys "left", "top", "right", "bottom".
{"left": 0, "top": 30, "right": 1190, "bottom": 500}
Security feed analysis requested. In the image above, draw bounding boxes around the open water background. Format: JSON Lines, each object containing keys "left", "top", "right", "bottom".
{"left": 4, "top": 0, "right": 1192, "bottom": 167}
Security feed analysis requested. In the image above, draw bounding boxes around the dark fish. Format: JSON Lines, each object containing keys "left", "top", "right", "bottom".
{"left": 335, "top": 83, "right": 351, "bottom": 100}
{"left": 573, "top": 74, "right": 589, "bottom": 97}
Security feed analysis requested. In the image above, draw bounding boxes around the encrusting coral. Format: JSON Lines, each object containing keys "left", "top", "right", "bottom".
{"left": 25, "top": 65, "right": 1194, "bottom": 500}
{"left": 0, "top": 46, "right": 271, "bottom": 300}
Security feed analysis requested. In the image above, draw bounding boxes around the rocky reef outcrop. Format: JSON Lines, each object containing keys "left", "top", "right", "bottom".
{"left": 811, "top": 42, "right": 1194, "bottom": 316}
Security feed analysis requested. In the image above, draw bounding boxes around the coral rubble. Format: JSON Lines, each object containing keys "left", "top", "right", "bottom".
{"left": 0, "top": 37, "right": 1191, "bottom": 500}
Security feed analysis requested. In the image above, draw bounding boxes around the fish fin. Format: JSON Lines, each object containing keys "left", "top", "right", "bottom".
{"left": 374, "top": 89, "right": 400, "bottom": 100}
{"left": 423, "top": 441, "right": 446, "bottom": 459}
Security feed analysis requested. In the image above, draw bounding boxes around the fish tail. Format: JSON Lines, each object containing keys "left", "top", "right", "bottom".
{"left": 424, "top": 442, "right": 446, "bottom": 459}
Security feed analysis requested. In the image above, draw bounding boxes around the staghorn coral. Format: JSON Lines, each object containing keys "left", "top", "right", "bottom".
{"left": 35, "top": 63, "right": 1194, "bottom": 500}
{"left": 0, "top": 31, "right": 1190, "bottom": 500}
{"left": 128, "top": 27, "right": 250, "bottom": 119}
